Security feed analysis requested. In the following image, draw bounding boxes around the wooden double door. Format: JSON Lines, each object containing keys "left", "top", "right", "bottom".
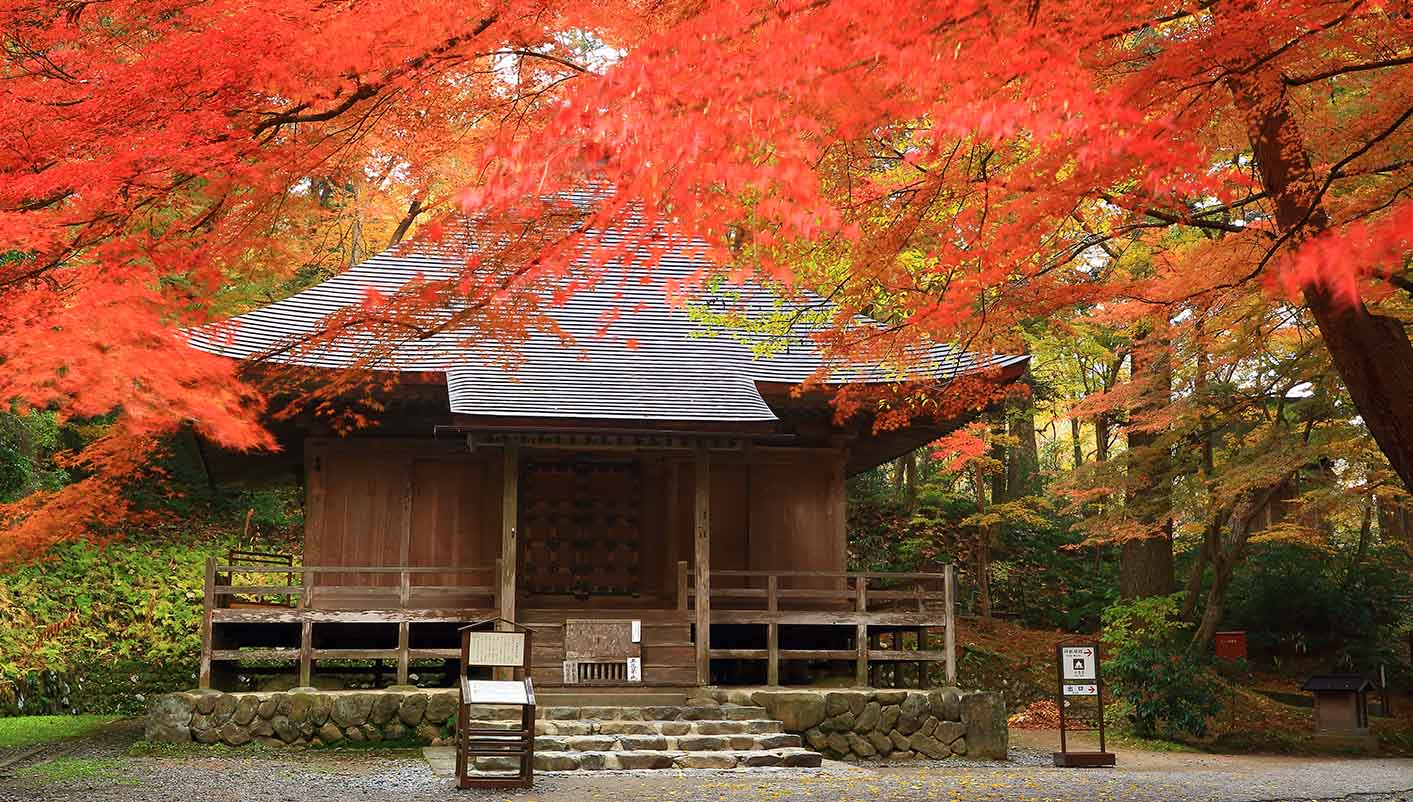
{"left": 518, "top": 456, "right": 645, "bottom": 601}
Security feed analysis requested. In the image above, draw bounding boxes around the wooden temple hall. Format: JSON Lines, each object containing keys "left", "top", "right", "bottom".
{"left": 188, "top": 220, "right": 1028, "bottom": 694}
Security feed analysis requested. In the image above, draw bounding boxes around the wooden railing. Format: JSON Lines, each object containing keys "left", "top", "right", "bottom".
{"left": 680, "top": 565, "right": 956, "bottom": 686}
{"left": 201, "top": 558, "right": 499, "bottom": 688}
{"left": 201, "top": 559, "right": 956, "bottom": 690}
{"left": 208, "top": 559, "right": 498, "bottom": 610}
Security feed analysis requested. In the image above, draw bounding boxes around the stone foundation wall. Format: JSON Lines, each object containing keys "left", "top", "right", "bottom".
{"left": 145, "top": 688, "right": 464, "bottom": 747}
{"left": 146, "top": 686, "right": 1008, "bottom": 762}
{"left": 712, "top": 688, "right": 1007, "bottom": 761}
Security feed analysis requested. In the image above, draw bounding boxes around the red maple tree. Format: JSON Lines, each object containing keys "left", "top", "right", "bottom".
{"left": 3, "top": 0, "right": 1411, "bottom": 557}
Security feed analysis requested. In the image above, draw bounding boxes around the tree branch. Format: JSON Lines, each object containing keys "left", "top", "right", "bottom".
{"left": 1284, "top": 54, "right": 1413, "bottom": 87}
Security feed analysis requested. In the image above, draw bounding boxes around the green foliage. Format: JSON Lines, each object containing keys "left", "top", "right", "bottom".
{"left": 1223, "top": 543, "right": 1411, "bottom": 669}
{"left": 0, "top": 714, "right": 116, "bottom": 747}
{"left": 0, "top": 410, "right": 80, "bottom": 503}
{"left": 1101, "top": 595, "right": 1222, "bottom": 740}
{"left": 848, "top": 465, "right": 1115, "bottom": 630}
{"left": 0, "top": 535, "right": 224, "bottom": 715}
{"left": 988, "top": 513, "right": 1118, "bottom": 631}
{"left": 14, "top": 757, "right": 132, "bottom": 783}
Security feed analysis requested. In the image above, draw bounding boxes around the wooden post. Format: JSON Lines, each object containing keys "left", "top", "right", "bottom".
{"left": 500, "top": 443, "right": 519, "bottom": 623}
{"left": 200, "top": 556, "right": 215, "bottom": 689}
{"left": 396, "top": 622, "right": 410, "bottom": 685}
{"left": 855, "top": 576, "right": 869, "bottom": 686}
{"left": 677, "top": 561, "right": 690, "bottom": 612}
{"left": 767, "top": 575, "right": 779, "bottom": 686}
{"left": 694, "top": 446, "right": 711, "bottom": 686}
{"left": 917, "top": 627, "right": 930, "bottom": 689}
{"left": 869, "top": 631, "right": 881, "bottom": 687}
{"left": 300, "top": 621, "right": 313, "bottom": 687}
{"left": 944, "top": 564, "right": 957, "bottom": 685}
{"left": 399, "top": 470, "right": 413, "bottom": 609}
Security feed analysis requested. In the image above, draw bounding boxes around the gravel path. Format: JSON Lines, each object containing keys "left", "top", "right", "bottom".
{"left": 0, "top": 721, "right": 1409, "bottom": 802}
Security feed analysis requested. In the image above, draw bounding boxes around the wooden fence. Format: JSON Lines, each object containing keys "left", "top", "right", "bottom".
{"left": 200, "top": 558, "right": 956, "bottom": 690}
{"left": 681, "top": 564, "right": 956, "bottom": 686}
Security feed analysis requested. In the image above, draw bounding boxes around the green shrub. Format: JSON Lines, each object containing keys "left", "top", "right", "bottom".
{"left": 0, "top": 536, "right": 220, "bottom": 715}
{"left": 1101, "top": 594, "right": 1222, "bottom": 739}
{"left": 1224, "top": 543, "right": 1410, "bottom": 670}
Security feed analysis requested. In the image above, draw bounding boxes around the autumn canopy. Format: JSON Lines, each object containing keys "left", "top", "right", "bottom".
{"left": 1, "top": 0, "right": 1411, "bottom": 558}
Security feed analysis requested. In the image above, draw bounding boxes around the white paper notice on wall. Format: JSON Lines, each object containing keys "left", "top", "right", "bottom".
{"left": 631, "top": 620, "right": 641, "bottom": 643}
{"left": 626, "top": 657, "right": 642, "bottom": 682}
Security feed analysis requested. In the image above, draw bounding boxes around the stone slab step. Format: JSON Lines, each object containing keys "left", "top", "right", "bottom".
{"left": 535, "top": 732, "right": 801, "bottom": 752}
{"left": 427, "top": 746, "right": 823, "bottom": 775}
{"left": 467, "top": 718, "right": 785, "bottom": 737}
{"left": 537, "top": 704, "right": 726, "bottom": 721}
{"left": 463, "top": 702, "right": 768, "bottom": 723}
{"left": 535, "top": 690, "right": 690, "bottom": 707}
{"left": 530, "top": 748, "right": 822, "bottom": 771}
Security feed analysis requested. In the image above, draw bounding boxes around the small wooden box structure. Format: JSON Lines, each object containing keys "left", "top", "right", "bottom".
{"left": 563, "top": 619, "right": 642, "bottom": 684}
{"left": 1302, "top": 674, "right": 1374, "bottom": 736}
{"left": 456, "top": 618, "right": 535, "bottom": 790}
{"left": 1213, "top": 631, "right": 1247, "bottom": 662}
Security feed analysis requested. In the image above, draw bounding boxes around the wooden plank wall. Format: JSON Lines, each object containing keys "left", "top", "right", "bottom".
{"left": 305, "top": 440, "right": 848, "bottom": 607}
{"left": 745, "top": 450, "right": 848, "bottom": 586}
{"left": 304, "top": 442, "right": 409, "bottom": 588}
{"left": 671, "top": 447, "right": 848, "bottom": 590}
{"left": 304, "top": 440, "right": 501, "bottom": 604}
{"left": 407, "top": 456, "right": 502, "bottom": 605}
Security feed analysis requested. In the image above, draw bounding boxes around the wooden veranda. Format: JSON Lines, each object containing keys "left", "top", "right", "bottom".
{"left": 202, "top": 559, "right": 956, "bottom": 690}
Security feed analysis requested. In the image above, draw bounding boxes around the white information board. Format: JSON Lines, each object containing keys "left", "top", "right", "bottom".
{"left": 1063, "top": 683, "right": 1098, "bottom": 696}
{"left": 464, "top": 632, "right": 526, "bottom": 667}
{"left": 626, "top": 657, "right": 642, "bottom": 682}
{"left": 1061, "top": 646, "right": 1096, "bottom": 681}
{"left": 465, "top": 680, "right": 530, "bottom": 705}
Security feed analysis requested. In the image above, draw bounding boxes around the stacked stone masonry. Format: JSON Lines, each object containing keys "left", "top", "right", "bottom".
{"left": 146, "top": 687, "right": 1006, "bottom": 765}
{"left": 709, "top": 688, "right": 1008, "bottom": 762}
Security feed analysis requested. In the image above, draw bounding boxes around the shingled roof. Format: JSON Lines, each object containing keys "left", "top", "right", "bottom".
{"left": 189, "top": 221, "right": 1028, "bottom": 424}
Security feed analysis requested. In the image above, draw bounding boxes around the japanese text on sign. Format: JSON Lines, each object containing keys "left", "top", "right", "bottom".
{"left": 1061, "top": 646, "right": 1096, "bottom": 680}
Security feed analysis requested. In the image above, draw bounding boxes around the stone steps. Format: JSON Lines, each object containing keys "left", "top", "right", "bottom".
{"left": 533, "top": 732, "right": 801, "bottom": 752}
{"left": 457, "top": 699, "right": 814, "bottom": 774}
{"left": 538, "top": 704, "right": 769, "bottom": 721}
{"left": 535, "top": 689, "right": 691, "bottom": 707}
{"left": 467, "top": 717, "right": 784, "bottom": 737}
{"left": 460, "top": 703, "right": 770, "bottom": 722}
{"left": 466, "top": 747, "right": 822, "bottom": 773}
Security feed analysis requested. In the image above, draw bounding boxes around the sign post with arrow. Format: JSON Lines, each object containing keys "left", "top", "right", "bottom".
{"left": 1053, "top": 641, "right": 1116, "bottom": 767}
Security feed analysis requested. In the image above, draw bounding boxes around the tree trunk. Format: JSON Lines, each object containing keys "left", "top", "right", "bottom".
{"left": 1070, "top": 416, "right": 1084, "bottom": 469}
{"left": 1190, "top": 478, "right": 1293, "bottom": 651}
{"left": 1006, "top": 399, "right": 1040, "bottom": 497}
{"left": 388, "top": 196, "right": 425, "bottom": 247}
{"left": 989, "top": 414, "right": 1009, "bottom": 504}
{"left": 1180, "top": 521, "right": 1216, "bottom": 621}
{"left": 1121, "top": 340, "right": 1175, "bottom": 599}
{"left": 901, "top": 450, "right": 918, "bottom": 512}
{"left": 1343, "top": 498, "right": 1375, "bottom": 589}
{"left": 1378, "top": 494, "right": 1411, "bottom": 546}
{"left": 1191, "top": 556, "right": 1235, "bottom": 651}
{"left": 1228, "top": 70, "right": 1413, "bottom": 493}
{"left": 971, "top": 467, "right": 994, "bottom": 625}
{"left": 1095, "top": 415, "right": 1111, "bottom": 463}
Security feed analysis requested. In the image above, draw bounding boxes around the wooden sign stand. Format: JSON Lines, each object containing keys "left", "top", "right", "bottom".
{"left": 1053, "top": 640, "right": 1116, "bottom": 767}
{"left": 456, "top": 618, "right": 536, "bottom": 789}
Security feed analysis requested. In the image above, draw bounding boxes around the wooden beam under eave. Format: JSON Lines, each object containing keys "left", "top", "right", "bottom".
{"left": 694, "top": 446, "right": 711, "bottom": 686}
{"left": 500, "top": 443, "right": 519, "bottom": 623}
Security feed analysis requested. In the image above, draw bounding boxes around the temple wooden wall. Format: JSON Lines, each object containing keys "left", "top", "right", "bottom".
{"left": 302, "top": 438, "right": 847, "bottom": 607}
